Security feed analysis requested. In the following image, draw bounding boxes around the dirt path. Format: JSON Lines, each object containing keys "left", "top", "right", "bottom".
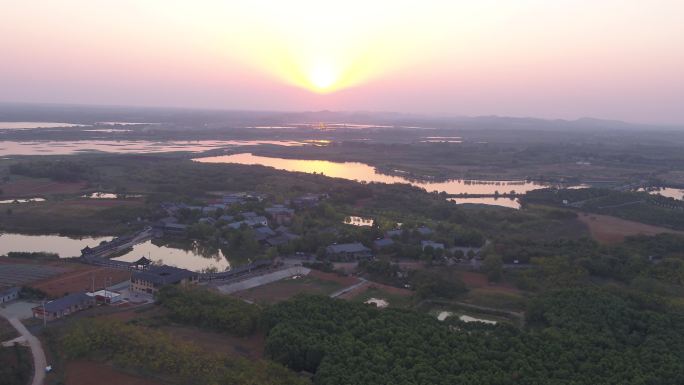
{"left": 0, "top": 310, "right": 46, "bottom": 385}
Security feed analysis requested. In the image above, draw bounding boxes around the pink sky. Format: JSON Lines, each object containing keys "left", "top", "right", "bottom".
{"left": 1, "top": 1, "right": 683, "bottom": 124}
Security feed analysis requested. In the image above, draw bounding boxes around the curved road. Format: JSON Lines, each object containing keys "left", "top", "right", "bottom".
{"left": 1, "top": 312, "right": 46, "bottom": 385}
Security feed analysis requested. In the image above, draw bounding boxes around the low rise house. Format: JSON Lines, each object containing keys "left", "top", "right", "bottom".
{"left": 265, "top": 205, "right": 295, "bottom": 225}
{"left": 421, "top": 240, "right": 445, "bottom": 250}
{"left": 385, "top": 229, "right": 403, "bottom": 238}
{"left": 131, "top": 265, "right": 199, "bottom": 295}
{"left": 32, "top": 292, "right": 95, "bottom": 321}
{"left": 326, "top": 243, "right": 372, "bottom": 261}
{"left": 86, "top": 289, "right": 122, "bottom": 304}
{"left": 227, "top": 216, "right": 268, "bottom": 229}
{"left": 0, "top": 286, "right": 19, "bottom": 304}
{"left": 416, "top": 226, "right": 434, "bottom": 236}
{"left": 254, "top": 226, "right": 277, "bottom": 242}
{"left": 374, "top": 238, "right": 395, "bottom": 249}
{"left": 292, "top": 193, "right": 325, "bottom": 208}
{"left": 157, "top": 222, "right": 188, "bottom": 237}
{"left": 219, "top": 214, "right": 235, "bottom": 222}
{"left": 198, "top": 217, "right": 217, "bottom": 225}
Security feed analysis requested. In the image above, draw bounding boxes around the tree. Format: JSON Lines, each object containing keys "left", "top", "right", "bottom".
{"left": 482, "top": 253, "right": 503, "bottom": 282}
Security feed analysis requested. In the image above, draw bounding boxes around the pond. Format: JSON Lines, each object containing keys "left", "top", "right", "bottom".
{"left": 112, "top": 240, "right": 230, "bottom": 272}
{"left": 194, "top": 153, "right": 570, "bottom": 206}
{"left": 448, "top": 197, "right": 521, "bottom": 209}
{"left": 0, "top": 233, "right": 111, "bottom": 258}
{"left": 0, "top": 233, "right": 230, "bottom": 272}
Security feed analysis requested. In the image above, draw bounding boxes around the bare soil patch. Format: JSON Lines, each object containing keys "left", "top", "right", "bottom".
{"left": 65, "top": 360, "right": 163, "bottom": 385}
{"left": 578, "top": 212, "right": 684, "bottom": 244}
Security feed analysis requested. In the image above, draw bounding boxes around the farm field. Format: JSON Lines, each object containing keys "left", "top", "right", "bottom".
{"left": 578, "top": 212, "right": 684, "bottom": 244}
{"left": 0, "top": 177, "right": 88, "bottom": 197}
{"left": 30, "top": 265, "right": 130, "bottom": 298}
{"left": 0, "top": 198, "right": 142, "bottom": 235}
{"left": 0, "top": 263, "right": 66, "bottom": 287}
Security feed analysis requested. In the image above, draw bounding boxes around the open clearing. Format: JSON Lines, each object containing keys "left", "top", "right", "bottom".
{"left": 161, "top": 325, "right": 265, "bottom": 359}
{"left": 231, "top": 275, "right": 346, "bottom": 304}
{"left": 64, "top": 360, "right": 163, "bottom": 385}
{"left": 578, "top": 212, "right": 684, "bottom": 244}
{"left": 344, "top": 284, "right": 414, "bottom": 308}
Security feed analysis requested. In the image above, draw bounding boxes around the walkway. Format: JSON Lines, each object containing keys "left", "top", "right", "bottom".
{"left": 329, "top": 278, "right": 367, "bottom": 298}
{"left": 0, "top": 308, "right": 46, "bottom": 385}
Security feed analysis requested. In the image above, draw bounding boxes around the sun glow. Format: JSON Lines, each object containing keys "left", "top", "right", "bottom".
{"left": 308, "top": 62, "right": 338, "bottom": 92}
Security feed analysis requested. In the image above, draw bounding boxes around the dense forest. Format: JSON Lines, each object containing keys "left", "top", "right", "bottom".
{"left": 263, "top": 291, "right": 684, "bottom": 385}
{"left": 156, "top": 285, "right": 261, "bottom": 336}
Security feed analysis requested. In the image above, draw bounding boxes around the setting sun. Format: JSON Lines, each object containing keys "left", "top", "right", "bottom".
{"left": 308, "top": 63, "right": 338, "bottom": 93}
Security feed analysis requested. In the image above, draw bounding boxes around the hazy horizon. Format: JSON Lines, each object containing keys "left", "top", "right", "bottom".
{"left": 2, "top": 1, "right": 683, "bottom": 124}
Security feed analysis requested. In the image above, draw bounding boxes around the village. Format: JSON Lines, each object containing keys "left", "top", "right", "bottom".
{"left": 1, "top": 188, "right": 502, "bottom": 331}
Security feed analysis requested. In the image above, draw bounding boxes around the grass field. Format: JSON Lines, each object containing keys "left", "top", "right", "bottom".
{"left": 0, "top": 198, "right": 142, "bottom": 235}
{"left": 578, "top": 212, "right": 684, "bottom": 244}
{"left": 63, "top": 361, "right": 164, "bottom": 385}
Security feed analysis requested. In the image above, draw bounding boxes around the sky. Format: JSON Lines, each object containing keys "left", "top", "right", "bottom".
{"left": 1, "top": 0, "right": 683, "bottom": 124}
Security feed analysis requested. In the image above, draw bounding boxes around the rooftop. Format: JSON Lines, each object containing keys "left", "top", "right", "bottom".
{"left": 41, "top": 292, "right": 93, "bottom": 312}
{"left": 327, "top": 242, "right": 371, "bottom": 254}
{"left": 133, "top": 265, "right": 197, "bottom": 286}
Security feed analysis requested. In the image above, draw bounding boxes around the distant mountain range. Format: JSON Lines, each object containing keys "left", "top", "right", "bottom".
{"left": 0, "top": 102, "right": 679, "bottom": 131}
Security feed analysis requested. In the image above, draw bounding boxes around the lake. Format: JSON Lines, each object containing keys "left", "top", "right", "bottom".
{"left": 448, "top": 197, "right": 521, "bottom": 209}
{"left": 0, "top": 122, "right": 84, "bottom": 129}
{"left": 0, "top": 233, "right": 111, "bottom": 257}
{"left": 0, "top": 140, "right": 306, "bottom": 156}
{"left": 0, "top": 233, "right": 230, "bottom": 272}
{"left": 194, "top": 153, "right": 567, "bottom": 204}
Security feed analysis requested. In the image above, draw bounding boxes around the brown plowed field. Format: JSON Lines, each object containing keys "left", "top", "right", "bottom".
{"left": 30, "top": 266, "right": 130, "bottom": 298}
{"left": 578, "top": 212, "right": 684, "bottom": 244}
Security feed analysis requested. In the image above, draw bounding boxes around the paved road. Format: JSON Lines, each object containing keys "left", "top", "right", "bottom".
{"left": 0, "top": 310, "right": 46, "bottom": 385}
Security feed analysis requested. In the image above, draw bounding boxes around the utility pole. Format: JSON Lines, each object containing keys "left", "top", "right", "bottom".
{"left": 42, "top": 298, "right": 46, "bottom": 328}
